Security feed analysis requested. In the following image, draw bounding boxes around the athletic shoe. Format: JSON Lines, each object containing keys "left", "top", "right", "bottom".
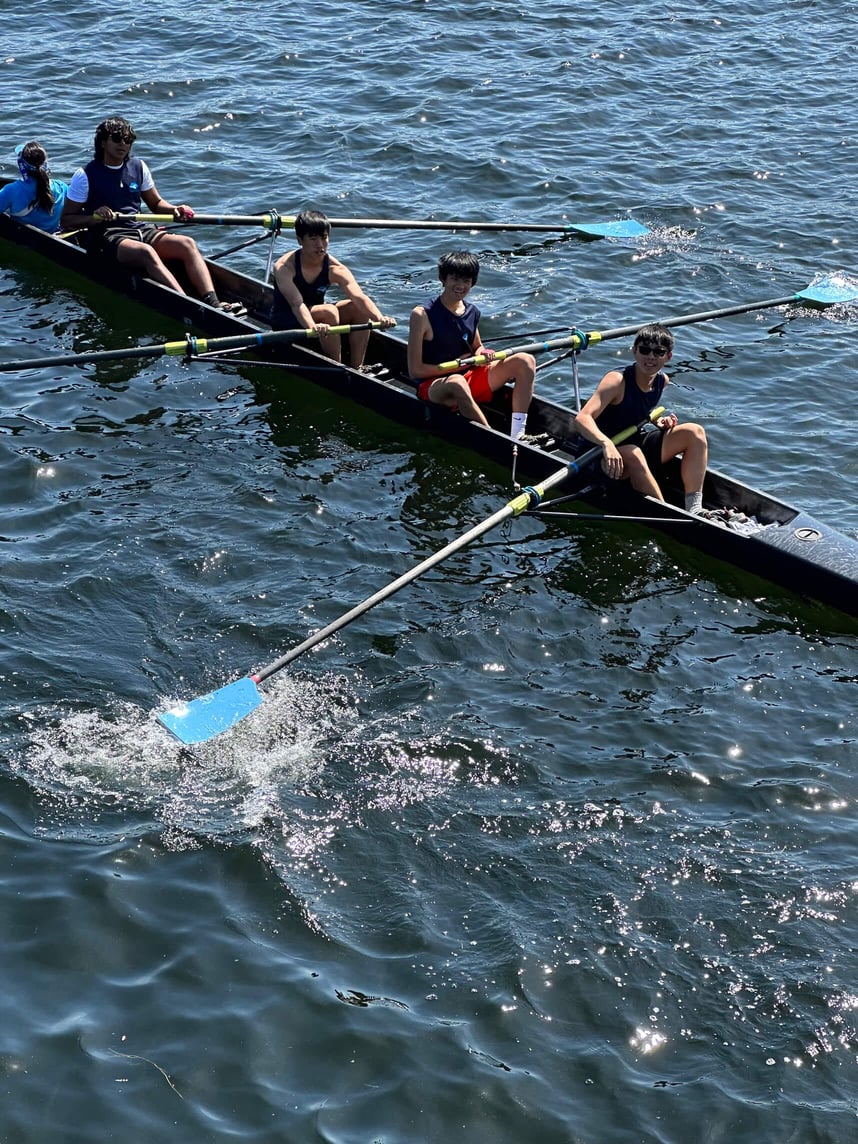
{"left": 692, "top": 506, "right": 729, "bottom": 528}
{"left": 357, "top": 363, "right": 391, "bottom": 378}
{"left": 518, "top": 431, "right": 557, "bottom": 450}
{"left": 217, "top": 301, "right": 248, "bottom": 317}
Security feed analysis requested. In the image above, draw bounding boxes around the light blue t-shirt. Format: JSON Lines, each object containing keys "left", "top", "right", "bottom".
{"left": 0, "top": 176, "right": 68, "bottom": 233}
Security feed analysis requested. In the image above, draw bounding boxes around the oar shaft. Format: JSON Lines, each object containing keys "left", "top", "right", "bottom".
{"left": 0, "top": 322, "right": 386, "bottom": 372}
{"left": 253, "top": 418, "right": 653, "bottom": 684}
{"left": 586, "top": 295, "right": 799, "bottom": 346}
{"left": 448, "top": 295, "right": 801, "bottom": 370}
{"left": 326, "top": 218, "right": 588, "bottom": 233}
{"left": 439, "top": 332, "right": 583, "bottom": 371}
{"left": 254, "top": 495, "right": 530, "bottom": 682}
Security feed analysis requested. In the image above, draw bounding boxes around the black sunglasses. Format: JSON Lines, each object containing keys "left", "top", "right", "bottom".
{"left": 109, "top": 131, "right": 135, "bottom": 144}
{"left": 635, "top": 340, "right": 670, "bottom": 356}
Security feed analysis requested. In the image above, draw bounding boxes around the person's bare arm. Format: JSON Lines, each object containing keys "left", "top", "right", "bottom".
{"left": 407, "top": 305, "right": 435, "bottom": 379}
{"left": 273, "top": 252, "right": 324, "bottom": 330}
{"left": 330, "top": 260, "right": 395, "bottom": 328}
{"left": 575, "top": 370, "right": 626, "bottom": 476}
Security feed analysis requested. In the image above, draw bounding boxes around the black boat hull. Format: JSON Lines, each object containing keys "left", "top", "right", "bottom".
{"left": 2, "top": 211, "right": 856, "bottom": 616}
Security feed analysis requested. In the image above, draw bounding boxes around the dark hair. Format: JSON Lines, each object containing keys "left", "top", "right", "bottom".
{"left": 633, "top": 323, "right": 674, "bottom": 351}
{"left": 94, "top": 117, "right": 137, "bottom": 161}
{"left": 438, "top": 250, "right": 480, "bottom": 285}
{"left": 17, "top": 142, "right": 55, "bottom": 213}
{"left": 294, "top": 210, "right": 331, "bottom": 240}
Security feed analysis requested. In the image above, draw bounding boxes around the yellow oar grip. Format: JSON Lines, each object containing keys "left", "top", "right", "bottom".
{"left": 509, "top": 489, "right": 539, "bottom": 516}
{"left": 165, "top": 339, "right": 207, "bottom": 356}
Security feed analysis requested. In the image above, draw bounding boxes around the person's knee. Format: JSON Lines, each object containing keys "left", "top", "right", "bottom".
{"left": 348, "top": 296, "right": 372, "bottom": 320}
{"left": 315, "top": 304, "right": 339, "bottom": 324}
{"left": 122, "top": 242, "right": 158, "bottom": 269}
{"left": 622, "top": 448, "right": 648, "bottom": 479}
{"left": 435, "top": 377, "right": 472, "bottom": 409}
{"left": 158, "top": 234, "right": 195, "bottom": 260}
{"left": 511, "top": 352, "right": 536, "bottom": 381}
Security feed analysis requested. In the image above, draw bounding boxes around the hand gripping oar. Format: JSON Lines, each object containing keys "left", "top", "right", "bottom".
{"left": 0, "top": 321, "right": 392, "bottom": 373}
{"left": 156, "top": 418, "right": 650, "bottom": 745}
{"left": 137, "top": 212, "right": 649, "bottom": 239}
{"left": 438, "top": 273, "right": 858, "bottom": 371}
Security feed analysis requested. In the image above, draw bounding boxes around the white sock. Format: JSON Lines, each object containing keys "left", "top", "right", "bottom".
{"left": 685, "top": 491, "right": 703, "bottom": 514}
{"left": 511, "top": 412, "right": 527, "bottom": 441}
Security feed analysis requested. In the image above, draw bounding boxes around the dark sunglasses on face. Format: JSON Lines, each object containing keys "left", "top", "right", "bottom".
{"left": 636, "top": 340, "right": 670, "bottom": 356}
{"left": 109, "top": 132, "right": 135, "bottom": 144}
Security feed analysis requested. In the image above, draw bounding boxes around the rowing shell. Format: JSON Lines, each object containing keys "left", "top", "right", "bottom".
{"left": 1, "top": 211, "right": 856, "bottom": 617}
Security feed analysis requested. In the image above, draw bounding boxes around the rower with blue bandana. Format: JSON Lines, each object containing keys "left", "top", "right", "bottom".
{"left": 0, "top": 142, "right": 67, "bottom": 233}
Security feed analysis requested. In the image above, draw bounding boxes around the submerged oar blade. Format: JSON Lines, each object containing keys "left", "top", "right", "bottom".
{"left": 794, "top": 274, "right": 858, "bottom": 305}
{"left": 570, "top": 219, "right": 650, "bottom": 238}
{"left": 158, "top": 676, "right": 262, "bottom": 744}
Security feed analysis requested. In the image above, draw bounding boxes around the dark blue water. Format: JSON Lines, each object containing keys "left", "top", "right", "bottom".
{"left": 2, "top": 2, "right": 857, "bottom": 1140}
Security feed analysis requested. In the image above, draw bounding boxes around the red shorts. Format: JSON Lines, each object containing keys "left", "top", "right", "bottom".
{"left": 417, "top": 364, "right": 493, "bottom": 406}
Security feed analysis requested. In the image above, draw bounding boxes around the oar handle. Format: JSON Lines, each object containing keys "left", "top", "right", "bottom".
{"left": 136, "top": 213, "right": 295, "bottom": 230}
{"left": 441, "top": 331, "right": 586, "bottom": 371}
{"left": 183, "top": 320, "right": 393, "bottom": 358}
{"left": 251, "top": 413, "right": 659, "bottom": 685}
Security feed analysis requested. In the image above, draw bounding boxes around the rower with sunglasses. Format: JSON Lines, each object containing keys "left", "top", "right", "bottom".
{"left": 574, "top": 324, "right": 708, "bottom": 515}
{"left": 61, "top": 117, "right": 244, "bottom": 315}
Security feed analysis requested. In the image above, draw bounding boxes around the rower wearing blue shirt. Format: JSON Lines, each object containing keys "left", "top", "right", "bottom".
{"left": 0, "top": 142, "right": 67, "bottom": 233}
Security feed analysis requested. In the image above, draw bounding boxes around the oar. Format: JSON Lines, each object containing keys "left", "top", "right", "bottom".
{"left": 156, "top": 415, "right": 658, "bottom": 745}
{"left": 136, "top": 212, "right": 649, "bottom": 239}
{"left": 0, "top": 321, "right": 390, "bottom": 373}
{"left": 439, "top": 273, "right": 858, "bottom": 370}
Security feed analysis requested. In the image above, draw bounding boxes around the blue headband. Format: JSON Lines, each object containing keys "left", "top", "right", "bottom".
{"left": 15, "top": 144, "right": 48, "bottom": 178}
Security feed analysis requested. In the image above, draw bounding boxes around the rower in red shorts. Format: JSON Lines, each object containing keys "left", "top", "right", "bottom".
{"left": 407, "top": 250, "right": 535, "bottom": 441}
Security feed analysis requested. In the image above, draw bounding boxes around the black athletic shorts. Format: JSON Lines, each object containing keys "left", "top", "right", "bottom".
{"left": 78, "top": 222, "right": 161, "bottom": 256}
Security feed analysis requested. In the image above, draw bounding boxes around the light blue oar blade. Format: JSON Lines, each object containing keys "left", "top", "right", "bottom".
{"left": 157, "top": 676, "right": 263, "bottom": 744}
{"left": 569, "top": 219, "right": 650, "bottom": 238}
{"left": 795, "top": 274, "right": 858, "bottom": 305}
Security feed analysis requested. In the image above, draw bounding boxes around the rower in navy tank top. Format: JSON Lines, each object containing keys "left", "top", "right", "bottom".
{"left": 407, "top": 250, "right": 536, "bottom": 442}
{"left": 271, "top": 210, "right": 396, "bottom": 369}
{"left": 62, "top": 116, "right": 244, "bottom": 313}
{"left": 575, "top": 324, "right": 710, "bottom": 516}
{"left": 596, "top": 362, "right": 667, "bottom": 442}
{"left": 270, "top": 249, "right": 332, "bottom": 330}
{"left": 419, "top": 294, "right": 481, "bottom": 368}
{"left": 80, "top": 154, "right": 147, "bottom": 232}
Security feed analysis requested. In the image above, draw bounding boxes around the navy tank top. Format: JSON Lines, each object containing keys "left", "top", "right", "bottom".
{"left": 596, "top": 364, "right": 667, "bottom": 440}
{"left": 271, "top": 252, "right": 331, "bottom": 330}
{"left": 83, "top": 156, "right": 146, "bottom": 231}
{"left": 421, "top": 295, "right": 481, "bottom": 366}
